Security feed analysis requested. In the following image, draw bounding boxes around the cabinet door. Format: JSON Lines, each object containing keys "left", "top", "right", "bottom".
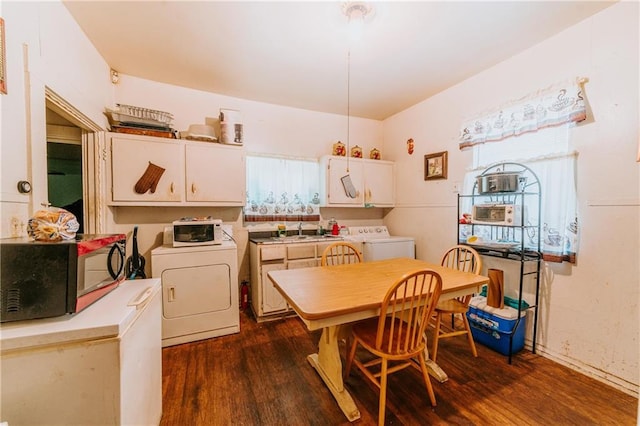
{"left": 185, "top": 143, "right": 245, "bottom": 205}
{"left": 364, "top": 160, "right": 395, "bottom": 207}
{"left": 325, "top": 157, "right": 364, "bottom": 206}
{"left": 261, "top": 263, "right": 287, "bottom": 314}
{"left": 110, "top": 135, "right": 184, "bottom": 203}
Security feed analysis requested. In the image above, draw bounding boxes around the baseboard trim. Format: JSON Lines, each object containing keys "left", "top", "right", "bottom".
{"left": 525, "top": 340, "right": 639, "bottom": 397}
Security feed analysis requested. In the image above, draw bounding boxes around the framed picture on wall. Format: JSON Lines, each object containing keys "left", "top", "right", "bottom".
{"left": 424, "top": 151, "right": 448, "bottom": 180}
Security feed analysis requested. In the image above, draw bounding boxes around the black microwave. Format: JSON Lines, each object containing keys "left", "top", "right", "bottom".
{"left": 0, "top": 234, "right": 126, "bottom": 323}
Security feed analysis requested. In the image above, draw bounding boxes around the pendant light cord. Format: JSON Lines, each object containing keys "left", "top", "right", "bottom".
{"left": 347, "top": 49, "right": 351, "bottom": 172}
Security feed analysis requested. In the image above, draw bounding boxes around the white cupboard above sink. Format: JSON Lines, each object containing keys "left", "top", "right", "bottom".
{"left": 107, "top": 133, "right": 245, "bottom": 206}
{"left": 319, "top": 155, "right": 395, "bottom": 207}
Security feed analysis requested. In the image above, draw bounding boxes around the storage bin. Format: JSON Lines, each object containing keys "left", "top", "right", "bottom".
{"left": 466, "top": 295, "right": 526, "bottom": 355}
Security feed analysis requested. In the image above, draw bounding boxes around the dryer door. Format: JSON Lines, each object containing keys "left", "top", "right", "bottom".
{"left": 162, "top": 264, "right": 231, "bottom": 319}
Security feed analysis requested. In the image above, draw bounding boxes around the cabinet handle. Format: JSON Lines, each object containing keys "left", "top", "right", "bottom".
{"left": 170, "top": 182, "right": 175, "bottom": 194}
{"left": 168, "top": 286, "right": 175, "bottom": 302}
{"left": 191, "top": 183, "right": 197, "bottom": 194}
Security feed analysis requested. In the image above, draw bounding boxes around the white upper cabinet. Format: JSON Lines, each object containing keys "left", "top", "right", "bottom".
{"left": 185, "top": 142, "right": 245, "bottom": 205}
{"left": 320, "top": 156, "right": 364, "bottom": 206}
{"left": 110, "top": 135, "right": 184, "bottom": 203}
{"left": 363, "top": 159, "right": 395, "bottom": 207}
{"left": 108, "top": 133, "right": 245, "bottom": 206}
{"left": 319, "top": 155, "right": 394, "bottom": 207}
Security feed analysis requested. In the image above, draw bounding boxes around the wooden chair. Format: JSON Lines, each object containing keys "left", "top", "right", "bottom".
{"left": 344, "top": 269, "right": 443, "bottom": 426}
{"left": 320, "top": 241, "right": 363, "bottom": 266}
{"left": 431, "top": 245, "right": 483, "bottom": 362}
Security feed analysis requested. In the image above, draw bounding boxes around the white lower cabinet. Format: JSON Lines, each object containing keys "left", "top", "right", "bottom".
{"left": 261, "top": 263, "right": 287, "bottom": 314}
{"left": 249, "top": 240, "right": 363, "bottom": 321}
{"left": 0, "top": 279, "right": 162, "bottom": 426}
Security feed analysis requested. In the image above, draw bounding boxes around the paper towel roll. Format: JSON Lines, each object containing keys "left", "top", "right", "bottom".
{"left": 487, "top": 268, "right": 505, "bottom": 308}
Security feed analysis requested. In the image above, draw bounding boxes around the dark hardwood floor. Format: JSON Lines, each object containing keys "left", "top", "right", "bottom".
{"left": 160, "top": 311, "right": 637, "bottom": 425}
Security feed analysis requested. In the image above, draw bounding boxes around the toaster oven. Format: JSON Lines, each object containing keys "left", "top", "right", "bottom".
{"left": 471, "top": 204, "right": 524, "bottom": 226}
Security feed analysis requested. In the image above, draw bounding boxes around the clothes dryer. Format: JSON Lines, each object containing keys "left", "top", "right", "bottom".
{"left": 151, "top": 240, "right": 239, "bottom": 347}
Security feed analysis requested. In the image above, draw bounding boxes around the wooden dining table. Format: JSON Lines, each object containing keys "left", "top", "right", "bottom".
{"left": 267, "top": 257, "right": 489, "bottom": 422}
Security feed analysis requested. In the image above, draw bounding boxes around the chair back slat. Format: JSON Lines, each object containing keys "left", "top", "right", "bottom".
{"left": 441, "top": 245, "right": 482, "bottom": 274}
{"left": 376, "top": 270, "right": 442, "bottom": 355}
{"left": 441, "top": 245, "right": 482, "bottom": 303}
{"left": 321, "top": 242, "right": 363, "bottom": 266}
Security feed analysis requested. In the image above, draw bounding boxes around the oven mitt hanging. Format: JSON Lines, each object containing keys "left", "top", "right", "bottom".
{"left": 134, "top": 162, "right": 166, "bottom": 194}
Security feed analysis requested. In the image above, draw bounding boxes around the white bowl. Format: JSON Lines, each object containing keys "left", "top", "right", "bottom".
{"left": 181, "top": 124, "right": 217, "bottom": 142}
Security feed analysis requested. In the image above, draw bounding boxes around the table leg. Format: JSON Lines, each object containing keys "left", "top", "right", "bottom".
{"left": 307, "top": 325, "right": 361, "bottom": 422}
{"left": 425, "top": 358, "right": 449, "bottom": 383}
{"left": 422, "top": 332, "right": 449, "bottom": 383}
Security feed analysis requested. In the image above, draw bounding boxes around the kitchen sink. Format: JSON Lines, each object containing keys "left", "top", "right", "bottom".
{"left": 267, "top": 235, "right": 342, "bottom": 244}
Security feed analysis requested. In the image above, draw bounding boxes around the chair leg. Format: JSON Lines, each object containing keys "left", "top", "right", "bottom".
{"left": 343, "top": 336, "right": 358, "bottom": 379}
{"left": 378, "top": 358, "right": 388, "bottom": 426}
{"left": 461, "top": 313, "right": 478, "bottom": 357}
{"left": 417, "top": 352, "right": 437, "bottom": 407}
{"left": 431, "top": 312, "right": 442, "bottom": 362}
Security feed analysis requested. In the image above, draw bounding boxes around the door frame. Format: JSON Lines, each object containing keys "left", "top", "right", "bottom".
{"left": 45, "top": 87, "right": 106, "bottom": 233}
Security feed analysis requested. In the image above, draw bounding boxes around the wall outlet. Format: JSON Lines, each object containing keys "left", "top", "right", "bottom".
{"left": 10, "top": 216, "right": 21, "bottom": 237}
{"left": 452, "top": 181, "right": 461, "bottom": 193}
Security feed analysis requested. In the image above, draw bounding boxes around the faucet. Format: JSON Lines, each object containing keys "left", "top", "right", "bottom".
{"left": 298, "top": 222, "right": 303, "bottom": 236}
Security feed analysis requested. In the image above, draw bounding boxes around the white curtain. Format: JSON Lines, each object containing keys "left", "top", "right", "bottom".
{"left": 245, "top": 155, "right": 320, "bottom": 223}
{"left": 461, "top": 125, "right": 579, "bottom": 263}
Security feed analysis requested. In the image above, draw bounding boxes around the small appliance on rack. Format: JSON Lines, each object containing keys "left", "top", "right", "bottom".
{"left": 346, "top": 226, "right": 415, "bottom": 261}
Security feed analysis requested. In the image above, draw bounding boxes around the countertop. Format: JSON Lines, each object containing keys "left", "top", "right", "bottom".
{"left": 249, "top": 234, "right": 345, "bottom": 245}
{"left": 0, "top": 278, "right": 161, "bottom": 352}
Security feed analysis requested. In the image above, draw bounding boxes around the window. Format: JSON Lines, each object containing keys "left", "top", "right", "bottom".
{"left": 459, "top": 78, "right": 586, "bottom": 263}
{"left": 463, "top": 125, "right": 579, "bottom": 263}
{"left": 245, "top": 155, "right": 320, "bottom": 222}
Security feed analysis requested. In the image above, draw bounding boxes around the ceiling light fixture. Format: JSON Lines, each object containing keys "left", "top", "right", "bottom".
{"left": 342, "top": 1, "right": 374, "bottom": 42}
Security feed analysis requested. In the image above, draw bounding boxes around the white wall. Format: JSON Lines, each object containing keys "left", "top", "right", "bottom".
{"left": 0, "top": 1, "right": 113, "bottom": 237}
{"left": 383, "top": 2, "right": 639, "bottom": 395}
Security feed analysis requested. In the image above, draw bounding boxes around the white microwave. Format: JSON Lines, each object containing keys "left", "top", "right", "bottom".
{"left": 171, "top": 218, "right": 223, "bottom": 247}
{"left": 471, "top": 204, "right": 524, "bottom": 226}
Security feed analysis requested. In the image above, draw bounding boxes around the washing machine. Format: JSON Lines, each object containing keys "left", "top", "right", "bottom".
{"left": 151, "top": 240, "right": 239, "bottom": 347}
{"left": 347, "top": 226, "right": 415, "bottom": 262}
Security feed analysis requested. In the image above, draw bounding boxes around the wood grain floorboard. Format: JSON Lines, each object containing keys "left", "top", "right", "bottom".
{"left": 160, "top": 311, "right": 637, "bottom": 425}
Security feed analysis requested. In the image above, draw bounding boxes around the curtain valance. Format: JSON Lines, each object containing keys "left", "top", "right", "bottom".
{"left": 459, "top": 77, "right": 587, "bottom": 149}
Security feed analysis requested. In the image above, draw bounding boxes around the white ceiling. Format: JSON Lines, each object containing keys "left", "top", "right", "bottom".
{"left": 63, "top": 1, "right": 615, "bottom": 120}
